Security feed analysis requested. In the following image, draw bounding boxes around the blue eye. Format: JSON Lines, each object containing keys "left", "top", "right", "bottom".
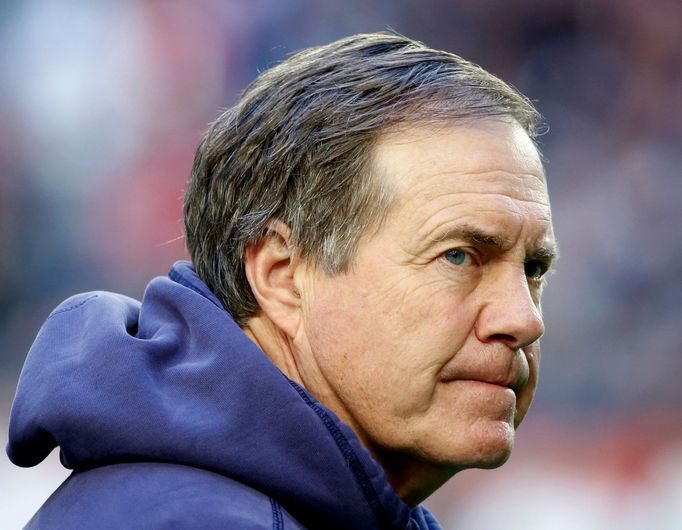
{"left": 444, "top": 249, "right": 469, "bottom": 266}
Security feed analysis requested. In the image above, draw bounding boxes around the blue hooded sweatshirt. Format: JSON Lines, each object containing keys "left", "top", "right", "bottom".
{"left": 7, "top": 261, "right": 441, "bottom": 529}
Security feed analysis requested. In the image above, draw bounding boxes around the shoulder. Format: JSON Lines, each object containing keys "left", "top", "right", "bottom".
{"left": 26, "top": 462, "right": 305, "bottom": 530}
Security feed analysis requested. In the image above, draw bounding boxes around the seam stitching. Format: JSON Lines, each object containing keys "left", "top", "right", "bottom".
{"left": 287, "top": 379, "right": 388, "bottom": 527}
{"left": 48, "top": 294, "right": 99, "bottom": 318}
{"left": 270, "top": 497, "right": 284, "bottom": 530}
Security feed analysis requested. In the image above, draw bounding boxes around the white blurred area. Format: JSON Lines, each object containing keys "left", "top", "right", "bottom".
{"left": 1, "top": 405, "right": 69, "bottom": 528}
{"left": 1, "top": 0, "right": 681, "bottom": 529}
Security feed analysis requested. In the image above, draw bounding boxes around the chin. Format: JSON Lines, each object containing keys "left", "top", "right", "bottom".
{"left": 472, "top": 445, "right": 513, "bottom": 469}
{"left": 466, "top": 420, "right": 515, "bottom": 469}
{"left": 426, "top": 419, "right": 516, "bottom": 470}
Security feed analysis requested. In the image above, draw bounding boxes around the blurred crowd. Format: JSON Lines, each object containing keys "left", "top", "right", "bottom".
{"left": 1, "top": 0, "right": 680, "bottom": 528}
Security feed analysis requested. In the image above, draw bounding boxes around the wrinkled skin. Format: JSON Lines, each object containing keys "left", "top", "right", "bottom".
{"left": 290, "top": 120, "right": 556, "bottom": 503}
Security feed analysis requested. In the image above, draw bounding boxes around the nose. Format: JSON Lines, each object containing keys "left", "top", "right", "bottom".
{"left": 475, "top": 269, "right": 545, "bottom": 350}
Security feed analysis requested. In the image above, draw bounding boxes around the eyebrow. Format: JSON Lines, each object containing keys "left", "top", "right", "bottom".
{"left": 431, "top": 223, "right": 558, "bottom": 264}
{"left": 527, "top": 245, "right": 558, "bottom": 264}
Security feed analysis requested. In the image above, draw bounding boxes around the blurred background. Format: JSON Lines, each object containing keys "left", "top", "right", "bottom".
{"left": 1, "top": 0, "right": 681, "bottom": 528}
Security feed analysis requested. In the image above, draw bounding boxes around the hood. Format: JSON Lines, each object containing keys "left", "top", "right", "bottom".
{"left": 7, "top": 261, "right": 438, "bottom": 530}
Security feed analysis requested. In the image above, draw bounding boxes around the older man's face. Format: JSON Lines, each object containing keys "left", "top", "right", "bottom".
{"left": 294, "top": 119, "right": 555, "bottom": 483}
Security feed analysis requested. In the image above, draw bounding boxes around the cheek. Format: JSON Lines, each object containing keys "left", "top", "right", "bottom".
{"left": 304, "top": 273, "right": 478, "bottom": 414}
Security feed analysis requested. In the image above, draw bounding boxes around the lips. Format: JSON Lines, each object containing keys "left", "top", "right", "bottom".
{"left": 438, "top": 347, "right": 530, "bottom": 393}
{"left": 464, "top": 378, "right": 517, "bottom": 391}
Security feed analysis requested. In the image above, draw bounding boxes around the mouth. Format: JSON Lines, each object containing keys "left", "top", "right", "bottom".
{"left": 438, "top": 355, "right": 529, "bottom": 394}
{"left": 467, "top": 379, "right": 513, "bottom": 389}
{"left": 440, "top": 373, "right": 524, "bottom": 394}
{"left": 446, "top": 379, "right": 518, "bottom": 423}
{"left": 455, "top": 379, "right": 518, "bottom": 396}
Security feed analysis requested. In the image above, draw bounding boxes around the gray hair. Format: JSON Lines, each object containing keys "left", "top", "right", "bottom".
{"left": 184, "top": 32, "right": 542, "bottom": 324}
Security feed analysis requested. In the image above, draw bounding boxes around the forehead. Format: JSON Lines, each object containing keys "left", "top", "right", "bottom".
{"left": 370, "top": 119, "right": 553, "bottom": 246}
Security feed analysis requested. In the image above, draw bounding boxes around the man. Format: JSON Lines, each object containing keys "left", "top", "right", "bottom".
{"left": 8, "top": 33, "right": 556, "bottom": 529}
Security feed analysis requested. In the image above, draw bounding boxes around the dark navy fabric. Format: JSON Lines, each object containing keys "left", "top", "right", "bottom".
{"left": 24, "top": 463, "right": 305, "bottom": 530}
{"left": 7, "top": 261, "right": 441, "bottom": 529}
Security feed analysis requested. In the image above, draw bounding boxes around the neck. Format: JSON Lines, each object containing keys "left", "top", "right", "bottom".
{"left": 243, "top": 314, "right": 350, "bottom": 416}
{"left": 242, "top": 315, "right": 302, "bottom": 382}
{"left": 374, "top": 450, "right": 461, "bottom": 506}
{"left": 242, "top": 314, "right": 456, "bottom": 506}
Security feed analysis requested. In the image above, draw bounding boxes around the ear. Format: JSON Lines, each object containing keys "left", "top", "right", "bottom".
{"left": 244, "top": 221, "right": 301, "bottom": 338}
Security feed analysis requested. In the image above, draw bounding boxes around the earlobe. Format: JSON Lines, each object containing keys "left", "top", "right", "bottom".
{"left": 244, "top": 221, "right": 301, "bottom": 338}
